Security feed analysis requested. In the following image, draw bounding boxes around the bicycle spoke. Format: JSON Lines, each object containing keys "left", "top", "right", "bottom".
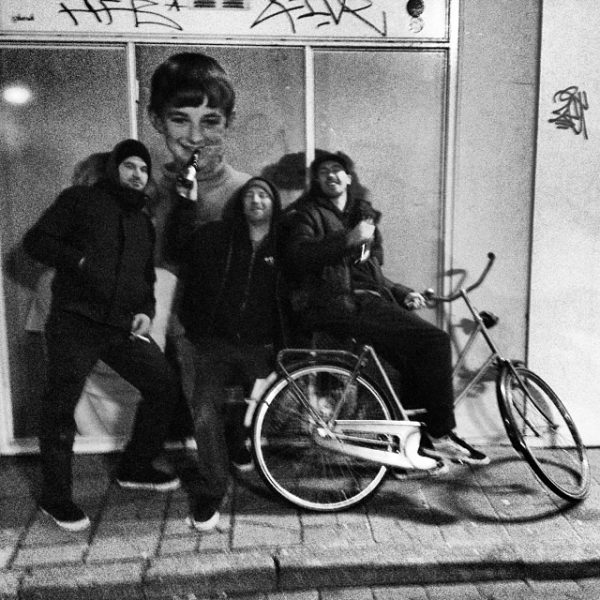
{"left": 498, "top": 364, "right": 590, "bottom": 501}
{"left": 252, "top": 364, "right": 393, "bottom": 511}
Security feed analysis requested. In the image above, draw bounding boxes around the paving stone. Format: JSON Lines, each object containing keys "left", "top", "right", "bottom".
{"left": 265, "top": 591, "right": 319, "bottom": 600}
{"left": 372, "top": 584, "right": 429, "bottom": 599}
{"left": 276, "top": 544, "right": 440, "bottom": 590}
{"left": 0, "top": 498, "right": 37, "bottom": 529}
{"left": 0, "top": 458, "right": 38, "bottom": 501}
{"left": 302, "top": 522, "right": 374, "bottom": 547}
{"left": 101, "top": 497, "right": 168, "bottom": 522}
{"left": 233, "top": 513, "right": 301, "bottom": 549}
{"left": 20, "top": 561, "right": 145, "bottom": 599}
{"left": 196, "top": 529, "right": 230, "bottom": 553}
{"left": 145, "top": 551, "right": 276, "bottom": 597}
{"left": 527, "top": 578, "right": 588, "bottom": 597}
{"left": 87, "top": 532, "right": 160, "bottom": 562}
{"left": 93, "top": 518, "right": 162, "bottom": 539}
{"left": 158, "top": 535, "right": 198, "bottom": 555}
{"left": 368, "top": 514, "right": 446, "bottom": 548}
{"left": 12, "top": 543, "right": 87, "bottom": 568}
{"left": 476, "top": 579, "right": 545, "bottom": 599}
{"left": 321, "top": 587, "right": 374, "bottom": 599}
{"left": 0, "top": 547, "right": 14, "bottom": 570}
{"left": 0, "top": 571, "right": 20, "bottom": 598}
{"left": 439, "top": 520, "right": 513, "bottom": 547}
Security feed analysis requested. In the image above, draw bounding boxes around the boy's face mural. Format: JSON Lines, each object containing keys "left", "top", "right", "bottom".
{"left": 151, "top": 97, "right": 229, "bottom": 177}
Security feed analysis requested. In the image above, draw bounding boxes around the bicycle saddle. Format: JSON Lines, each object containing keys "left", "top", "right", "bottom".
{"left": 479, "top": 310, "right": 499, "bottom": 328}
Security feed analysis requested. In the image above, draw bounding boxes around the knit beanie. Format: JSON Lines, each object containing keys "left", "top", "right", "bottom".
{"left": 243, "top": 177, "right": 275, "bottom": 200}
{"left": 112, "top": 139, "right": 152, "bottom": 175}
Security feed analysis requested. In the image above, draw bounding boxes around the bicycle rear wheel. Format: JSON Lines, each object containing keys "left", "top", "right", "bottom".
{"left": 497, "top": 363, "right": 590, "bottom": 501}
{"left": 251, "top": 363, "right": 396, "bottom": 512}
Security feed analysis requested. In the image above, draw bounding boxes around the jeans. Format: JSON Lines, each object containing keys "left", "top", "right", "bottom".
{"left": 41, "top": 311, "right": 179, "bottom": 504}
{"left": 185, "top": 337, "right": 273, "bottom": 503}
{"left": 308, "top": 293, "right": 456, "bottom": 438}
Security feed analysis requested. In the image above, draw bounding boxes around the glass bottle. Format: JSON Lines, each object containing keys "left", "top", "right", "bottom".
{"left": 176, "top": 150, "right": 199, "bottom": 190}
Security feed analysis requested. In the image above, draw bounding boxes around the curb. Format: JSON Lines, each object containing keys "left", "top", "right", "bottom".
{"left": 12, "top": 542, "right": 600, "bottom": 599}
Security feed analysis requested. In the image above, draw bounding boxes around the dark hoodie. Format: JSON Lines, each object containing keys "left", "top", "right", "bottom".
{"left": 23, "top": 139, "right": 156, "bottom": 330}
{"left": 166, "top": 176, "right": 284, "bottom": 347}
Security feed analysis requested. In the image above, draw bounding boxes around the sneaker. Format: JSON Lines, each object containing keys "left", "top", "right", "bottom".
{"left": 392, "top": 459, "right": 449, "bottom": 480}
{"left": 231, "top": 446, "right": 254, "bottom": 473}
{"left": 116, "top": 466, "right": 181, "bottom": 491}
{"left": 186, "top": 499, "right": 220, "bottom": 532}
{"left": 422, "top": 431, "right": 490, "bottom": 465}
{"left": 39, "top": 499, "right": 90, "bottom": 532}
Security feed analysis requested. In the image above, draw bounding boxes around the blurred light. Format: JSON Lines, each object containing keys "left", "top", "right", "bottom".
{"left": 2, "top": 84, "right": 32, "bottom": 105}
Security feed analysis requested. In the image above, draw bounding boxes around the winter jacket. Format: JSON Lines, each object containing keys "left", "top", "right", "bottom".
{"left": 23, "top": 176, "right": 156, "bottom": 332}
{"left": 166, "top": 176, "right": 285, "bottom": 348}
{"left": 282, "top": 191, "right": 413, "bottom": 319}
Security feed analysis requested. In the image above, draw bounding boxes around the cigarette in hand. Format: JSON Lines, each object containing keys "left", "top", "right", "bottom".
{"left": 130, "top": 333, "right": 151, "bottom": 343}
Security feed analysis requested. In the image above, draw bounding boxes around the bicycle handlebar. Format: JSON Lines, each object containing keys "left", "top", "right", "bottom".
{"left": 423, "top": 252, "right": 496, "bottom": 303}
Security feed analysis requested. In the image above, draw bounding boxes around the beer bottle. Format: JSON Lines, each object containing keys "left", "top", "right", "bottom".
{"left": 176, "top": 150, "right": 199, "bottom": 190}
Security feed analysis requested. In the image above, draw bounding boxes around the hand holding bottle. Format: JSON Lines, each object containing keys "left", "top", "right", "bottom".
{"left": 176, "top": 151, "right": 199, "bottom": 201}
{"left": 346, "top": 218, "right": 375, "bottom": 248}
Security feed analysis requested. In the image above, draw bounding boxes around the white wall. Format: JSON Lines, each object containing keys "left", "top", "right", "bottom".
{"left": 451, "top": 0, "right": 541, "bottom": 443}
{"left": 530, "top": 0, "right": 600, "bottom": 445}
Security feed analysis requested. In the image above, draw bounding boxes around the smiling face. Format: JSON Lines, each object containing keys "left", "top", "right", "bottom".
{"left": 150, "top": 97, "right": 229, "bottom": 176}
{"left": 242, "top": 185, "right": 274, "bottom": 226}
{"left": 316, "top": 160, "right": 352, "bottom": 199}
{"left": 118, "top": 156, "right": 149, "bottom": 191}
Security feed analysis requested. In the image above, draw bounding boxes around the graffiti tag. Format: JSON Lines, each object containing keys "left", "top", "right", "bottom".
{"left": 58, "top": 0, "right": 183, "bottom": 30}
{"left": 549, "top": 86, "right": 589, "bottom": 140}
{"left": 251, "top": 0, "right": 387, "bottom": 36}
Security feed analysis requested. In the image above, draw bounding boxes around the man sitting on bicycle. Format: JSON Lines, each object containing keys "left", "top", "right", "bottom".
{"left": 281, "top": 151, "right": 489, "bottom": 467}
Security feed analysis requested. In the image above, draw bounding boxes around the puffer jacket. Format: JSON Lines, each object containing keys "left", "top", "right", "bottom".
{"left": 166, "top": 176, "right": 286, "bottom": 348}
{"left": 282, "top": 191, "right": 412, "bottom": 319}
{"left": 24, "top": 163, "right": 155, "bottom": 331}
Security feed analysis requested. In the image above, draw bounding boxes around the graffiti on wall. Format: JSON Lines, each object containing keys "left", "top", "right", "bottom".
{"left": 54, "top": 0, "right": 387, "bottom": 35}
{"left": 251, "top": 0, "right": 386, "bottom": 36}
{"left": 549, "top": 86, "right": 589, "bottom": 140}
{"left": 3, "top": 0, "right": 446, "bottom": 39}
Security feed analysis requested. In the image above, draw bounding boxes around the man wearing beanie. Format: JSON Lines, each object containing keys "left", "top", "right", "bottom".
{"left": 24, "top": 138, "right": 181, "bottom": 532}
{"left": 166, "top": 176, "right": 285, "bottom": 532}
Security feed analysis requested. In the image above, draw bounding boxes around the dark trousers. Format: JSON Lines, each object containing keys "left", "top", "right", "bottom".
{"left": 309, "top": 293, "right": 456, "bottom": 438}
{"left": 185, "top": 337, "right": 273, "bottom": 503}
{"left": 41, "top": 311, "right": 179, "bottom": 504}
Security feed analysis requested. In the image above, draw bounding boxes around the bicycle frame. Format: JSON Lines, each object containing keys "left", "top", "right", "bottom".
{"left": 452, "top": 289, "right": 506, "bottom": 408}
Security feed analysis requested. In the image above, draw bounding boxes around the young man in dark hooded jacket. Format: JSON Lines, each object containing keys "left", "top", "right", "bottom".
{"left": 167, "top": 175, "right": 283, "bottom": 532}
{"left": 24, "top": 139, "right": 181, "bottom": 532}
{"left": 282, "top": 151, "right": 490, "bottom": 469}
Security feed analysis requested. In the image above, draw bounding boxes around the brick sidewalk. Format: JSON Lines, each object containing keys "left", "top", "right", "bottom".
{"left": 0, "top": 446, "right": 598, "bottom": 599}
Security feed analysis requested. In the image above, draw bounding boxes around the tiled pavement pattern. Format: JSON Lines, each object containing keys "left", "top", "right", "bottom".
{"left": 0, "top": 446, "right": 598, "bottom": 599}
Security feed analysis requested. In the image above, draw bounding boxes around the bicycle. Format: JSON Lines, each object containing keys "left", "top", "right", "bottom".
{"left": 245, "top": 253, "right": 591, "bottom": 512}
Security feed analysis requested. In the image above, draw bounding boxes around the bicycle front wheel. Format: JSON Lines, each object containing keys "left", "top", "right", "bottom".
{"left": 251, "top": 363, "right": 396, "bottom": 512}
{"left": 497, "top": 363, "right": 590, "bottom": 501}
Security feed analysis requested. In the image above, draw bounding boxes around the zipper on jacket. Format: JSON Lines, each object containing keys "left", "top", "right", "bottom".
{"left": 236, "top": 245, "right": 258, "bottom": 341}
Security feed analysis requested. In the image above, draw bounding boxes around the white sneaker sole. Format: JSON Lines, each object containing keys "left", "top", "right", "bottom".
{"left": 40, "top": 507, "right": 91, "bottom": 532}
{"left": 186, "top": 511, "right": 220, "bottom": 532}
{"left": 116, "top": 478, "right": 181, "bottom": 492}
{"left": 392, "top": 462, "right": 449, "bottom": 480}
{"left": 421, "top": 447, "right": 490, "bottom": 466}
{"left": 232, "top": 461, "right": 254, "bottom": 473}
